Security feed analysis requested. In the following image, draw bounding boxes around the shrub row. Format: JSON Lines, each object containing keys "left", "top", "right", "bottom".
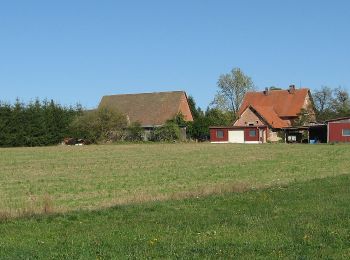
{"left": 70, "top": 107, "right": 182, "bottom": 143}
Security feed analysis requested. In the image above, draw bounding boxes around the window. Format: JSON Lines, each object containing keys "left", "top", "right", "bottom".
{"left": 342, "top": 129, "right": 350, "bottom": 136}
{"left": 288, "top": 135, "right": 297, "bottom": 142}
{"left": 249, "top": 129, "right": 256, "bottom": 137}
{"left": 216, "top": 130, "right": 224, "bottom": 138}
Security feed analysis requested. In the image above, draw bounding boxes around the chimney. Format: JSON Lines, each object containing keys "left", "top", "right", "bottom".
{"left": 263, "top": 87, "right": 269, "bottom": 95}
{"left": 288, "top": 85, "right": 295, "bottom": 94}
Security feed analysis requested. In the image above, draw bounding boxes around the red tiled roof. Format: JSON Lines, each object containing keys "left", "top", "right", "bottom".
{"left": 238, "top": 88, "right": 309, "bottom": 117}
{"left": 250, "top": 105, "right": 290, "bottom": 128}
{"left": 98, "top": 91, "right": 193, "bottom": 127}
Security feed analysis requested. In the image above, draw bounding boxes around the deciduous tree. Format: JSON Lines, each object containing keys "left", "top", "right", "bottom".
{"left": 212, "top": 68, "right": 254, "bottom": 117}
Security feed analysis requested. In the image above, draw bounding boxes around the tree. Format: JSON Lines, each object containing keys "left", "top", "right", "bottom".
{"left": 313, "top": 86, "right": 333, "bottom": 114}
{"left": 313, "top": 86, "right": 334, "bottom": 121}
{"left": 187, "top": 95, "right": 203, "bottom": 120}
{"left": 332, "top": 87, "right": 350, "bottom": 117}
{"left": 205, "top": 108, "right": 232, "bottom": 126}
{"left": 8, "top": 99, "right": 26, "bottom": 146}
{"left": 97, "top": 107, "right": 127, "bottom": 141}
{"left": 212, "top": 68, "right": 254, "bottom": 117}
{"left": 25, "top": 99, "right": 46, "bottom": 146}
{"left": 0, "top": 102, "right": 12, "bottom": 146}
{"left": 312, "top": 86, "right": 350, "bottom": 121}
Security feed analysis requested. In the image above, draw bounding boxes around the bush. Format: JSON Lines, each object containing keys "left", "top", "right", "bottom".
{"left": 69, "top": 111, "right": 100, "bottom": 143}
{"left": 151, "top": 122, "right": 180, "bottom": 142}
{"left": 126, "top": 122, "right": 144, "bottom": 141}
{"left": 70, "top": 107, "right": 127, "bottom": 143}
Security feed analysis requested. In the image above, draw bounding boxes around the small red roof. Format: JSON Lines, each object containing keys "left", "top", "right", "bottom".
{"left": 325, "top": 116, "right": 350, "bottom": 123}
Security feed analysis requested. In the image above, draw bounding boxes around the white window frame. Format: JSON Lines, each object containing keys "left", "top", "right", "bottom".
{"left": 342, "top": 129, "right": 350, "bottom": 136}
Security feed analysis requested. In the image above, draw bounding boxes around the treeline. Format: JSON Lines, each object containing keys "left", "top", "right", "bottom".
{"left": 0, "top": 99, "right": 81, "bottom": 147}
{"left": 313, "top": 86, "right": 350, "bottom": 121}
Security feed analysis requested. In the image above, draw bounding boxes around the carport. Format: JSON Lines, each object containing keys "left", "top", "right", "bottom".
{"left": 282, "top": 123, "right": 327, "bottom": 143}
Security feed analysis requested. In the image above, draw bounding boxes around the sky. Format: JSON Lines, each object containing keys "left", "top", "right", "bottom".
{"left": 1, "top": 0, "right": 349, "bottom": 109}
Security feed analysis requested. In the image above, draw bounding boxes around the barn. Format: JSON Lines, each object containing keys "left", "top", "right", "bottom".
{"left": 98, "top": 90, "right": 193, "bottom": 127}
{"left": 210, "top": 126, "right": 268, "bottom": 144}
{"left": 326, "top": 117, "right": 350, "bottom": 143}
{"left": 98, "top": 90, "right": 193, "bottom": 140}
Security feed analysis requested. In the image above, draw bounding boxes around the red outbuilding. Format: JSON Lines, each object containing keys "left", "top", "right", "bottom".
{"left": 326, "top": 117, "right": 350, "bottom": 143}
{"left": 210, "top": 126, "right": 268, "bottom": 144}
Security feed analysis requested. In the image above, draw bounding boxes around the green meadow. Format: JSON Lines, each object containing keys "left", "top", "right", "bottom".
{"left": 0, "top": 143, "right": 349, "bottom": 216}
{"left": 1, "top": 175, "right": 350, "bottom": 259}
{"left": 0, "top": 143, "right": 349, "bottom": 258}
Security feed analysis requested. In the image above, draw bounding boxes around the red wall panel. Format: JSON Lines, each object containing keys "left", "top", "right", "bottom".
{"left": 210, "top": 128, "right": 229, "bottom": 142}
{"left": 328, "top": 123, "right": 350, "bottom": 142}
{"left": 244, "top": 128, "right": 260, "bottom": 141}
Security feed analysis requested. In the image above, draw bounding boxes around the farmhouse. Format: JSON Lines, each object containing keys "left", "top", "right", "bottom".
{"left": 210, "top": 85, "right": 316, "bottom": 143}
{"left": 98, "top": 90, "right": 193, "bottom": 132}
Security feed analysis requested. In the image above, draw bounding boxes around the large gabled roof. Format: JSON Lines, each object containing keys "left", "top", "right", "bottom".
{"left": 238, "top": 88, "right": 310, "bottom": 117}
{"left": 98, "top": 91, "right": 193, "bottom": 127}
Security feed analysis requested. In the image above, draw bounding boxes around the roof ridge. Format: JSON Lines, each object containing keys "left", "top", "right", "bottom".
{"left": 102, "top": 90, "right": 185, "bottom": 98}
{"left": 246, "top": 88, "right": 309, "bottom": 94}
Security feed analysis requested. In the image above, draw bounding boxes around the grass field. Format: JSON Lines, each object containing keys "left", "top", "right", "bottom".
{"left": 0, "top": 143, "right": 349, "bottom": 217}
{"left": 1, "top": 143, "right": 350, "bottom": 258}
{"left": 1, "top": 174, "right": 349, "bottom": 259}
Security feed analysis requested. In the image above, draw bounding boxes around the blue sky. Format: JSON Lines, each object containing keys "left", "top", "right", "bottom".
{"left": 1, "top": 0, "right": 349, "bottom": 109}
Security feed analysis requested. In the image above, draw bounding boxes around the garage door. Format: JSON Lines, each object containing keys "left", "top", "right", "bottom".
{"left": 228, "top": 130, "right": 244, "bottom": 143}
